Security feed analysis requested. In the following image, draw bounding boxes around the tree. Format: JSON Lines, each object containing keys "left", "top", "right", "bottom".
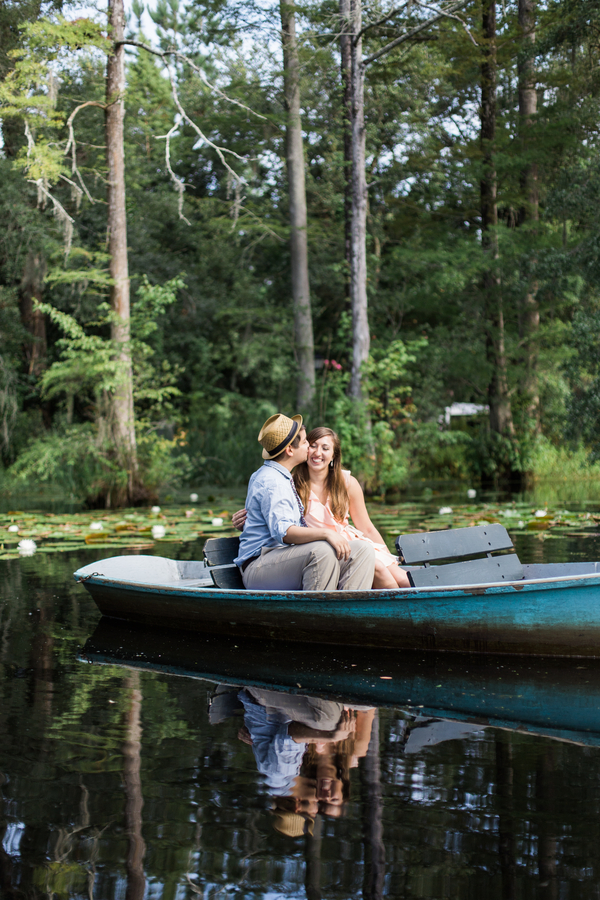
{"left": 342, "top": 0, "right": 471, "bottom": 401}
{"left": 280, "top": 0, "right": 315, "bottom": 409}
{"left": 517, "top": 0, "right": 539, "bottom": 429}
{"left": 480, "top": 0, "right": 518, "bottom": 483}
{"left": 106, "top": 0, "right": 138, "bottom": 497}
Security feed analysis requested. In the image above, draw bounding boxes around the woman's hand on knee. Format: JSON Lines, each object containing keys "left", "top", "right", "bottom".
{"left": 232, "top": 508, "right": 247, "bottom": 530}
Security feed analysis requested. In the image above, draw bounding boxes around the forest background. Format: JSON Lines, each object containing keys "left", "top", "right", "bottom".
{"left": 1, "top": 0, "right": 600, "bottom": 508}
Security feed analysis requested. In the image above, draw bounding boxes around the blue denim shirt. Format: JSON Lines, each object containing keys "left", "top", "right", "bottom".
{"left": 234, "top": 460, "right": 303, "bottom": 566}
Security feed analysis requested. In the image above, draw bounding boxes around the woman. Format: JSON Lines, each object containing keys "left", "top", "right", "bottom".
{"left": 296, "top": 426, "right": 411, "bottom": 589}
{"left": 232, "top": 426, "right": 410, "bottom": 589}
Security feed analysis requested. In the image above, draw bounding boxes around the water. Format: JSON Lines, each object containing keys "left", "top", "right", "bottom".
{"left": 4, "top": 532, "right": 600, "bottom": 898}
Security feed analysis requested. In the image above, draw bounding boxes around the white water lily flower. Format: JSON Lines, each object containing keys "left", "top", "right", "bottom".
{"left": 8, "top": 524, "right": 19, "bottom": 533}
{"left": 89, "top": 522, "right": 103, "bottom": 531}
{"left": 211, "top": 517, "right": 224, "bottom": 527}
{"left": 535, "top": 509, "right": 547, "bottom": 518}
{"left": 18, "top": 539, "right": 37, "bottom": 556}
{"left": 438, "top": 507, "right": 453, "bottom": 515}
{"left": 152, "top": 524, "right": 166, "bottom": 539}
{"left": 190, "top": 493, "right": 199, "bottom": 502}
{"left": 151, "top": 505, "right": 161, "bottom": 514}
{"left": 518, "top": 521, "right": 525, "bottom": 528}
{"left": 467, "top": 489, "right": 477, "bottom": 499}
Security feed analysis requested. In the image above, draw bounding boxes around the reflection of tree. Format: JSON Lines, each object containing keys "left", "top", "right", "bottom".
{"left": 536, "top": 747, "right": 558, "bottom": 900}
{"left": 495, "top": 735, "right": 517, "bottom": 900}
{"left": 304, "top": 813, "right": 322, "bottom": 900}
{"left": 123, "top": 671, "right": 146, "bottom": 900}
{"left": 360, "top": 710, "right": 385, "bottom": 900}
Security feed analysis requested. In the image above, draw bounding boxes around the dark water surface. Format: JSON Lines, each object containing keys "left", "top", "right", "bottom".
{"left": 4, "top": 532, "right": 600, "bottom": 899}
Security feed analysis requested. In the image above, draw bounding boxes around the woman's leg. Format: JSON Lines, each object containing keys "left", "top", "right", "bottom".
{"left": 371, "top": 559, "right": 411, "bottom": 589}
{"left": 372, "top": 559, "right": 399, "bottom": 588}
{"left": 389, "top": 563, "right": 411, "bottom": 588}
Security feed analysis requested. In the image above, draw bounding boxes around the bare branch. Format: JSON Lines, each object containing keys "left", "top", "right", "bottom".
{"left": 155, "top": 120, "right": 192, "bottom": 226}
{"left": 118, "top": 39, "right": 266, "bottom": 121}
{"left": 64, "top": 101, "right": 106, "bottom": 205}
{"left": 32, "top": 178, "right": 75, "bottom": 258}
{"left": 362, "top": 0, "right": 470, "bottom": 66}
{"left": 164, "top": 59, "right": 248, "bottom": 171}
{"left": 160, "top": 60, "right": 249, "bottom": 224}
{"left": 354, "top": 2, "right": 411, "bottom": 43}
{"left": 23, "top": 121, "right": 75, "bottom": 257}
{"left": 413, "top": 0, "right": 477, "bottom": 44}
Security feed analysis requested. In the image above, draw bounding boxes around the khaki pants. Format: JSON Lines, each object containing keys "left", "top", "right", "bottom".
{"left": 242, "top": 540, "right": 375, "bottom": 592}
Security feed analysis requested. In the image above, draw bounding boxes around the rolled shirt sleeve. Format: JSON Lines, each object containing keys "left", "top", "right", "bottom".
{"left": 261, "top": 488, "right": 299, "bottom": 544}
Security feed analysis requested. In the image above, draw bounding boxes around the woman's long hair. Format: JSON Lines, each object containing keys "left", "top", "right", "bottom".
{"left": 294, "top": 426, "right": 349, "bottom": 523}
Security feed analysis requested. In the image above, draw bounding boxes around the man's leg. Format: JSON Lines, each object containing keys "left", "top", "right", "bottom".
{"left": 243, "top": 542, "right": 340, "bottom": 591}
{"left": 338, "top": 540, "right": 375, "bottom": 590}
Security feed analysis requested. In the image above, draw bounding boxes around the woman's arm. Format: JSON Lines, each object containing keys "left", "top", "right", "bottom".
{"left": 347, "top": 476, "right": 388, "bottom": 545}
{"left": 232, "top": 508, "right": 247, "bottom": 530}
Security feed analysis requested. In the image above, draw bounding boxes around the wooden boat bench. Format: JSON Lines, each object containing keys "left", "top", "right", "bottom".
{"left": 396, "top": 523, "right": 524, "bottom": 588}
{"left": 203, "top": 536, "right": 245, "bottom": 589}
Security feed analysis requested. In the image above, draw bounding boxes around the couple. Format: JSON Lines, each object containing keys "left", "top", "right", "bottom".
{"left": 233, "top": 412, "right": 411, "bottom": 591}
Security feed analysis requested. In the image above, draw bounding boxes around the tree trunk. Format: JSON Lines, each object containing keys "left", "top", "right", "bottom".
{"left": 280, "top": 0, "right": 315, "bottom": 410}
{"left": 304, "top": 813, "right": 322, "bottom": 900}
{"left": 481, "top": 0, "right": 516, "bottom": 470}
{"left": 349, "top": 0, "right": 370, "bottom": 401}
{"left": 518, "top": 0, "right": 539, "bottom": 430}
{"left": 106, "top": 0, "right": 137, "bottom": 496}
{"left": 123, "top": 672, "right": 146, "bottom": 900}
{"left": 536, "top": 747, "right": 558, "bottom": 900}
{"left": 19, "top": 250, "right": 47, "bottom": 379}
{"left": 495, "top": 737, "right": 517, "bottom": 900}
{"left": 359, "top": 709, "right": 385, "bottom": 900}
{"left": 340, "top": 0, "right": 352, "bottom": 299}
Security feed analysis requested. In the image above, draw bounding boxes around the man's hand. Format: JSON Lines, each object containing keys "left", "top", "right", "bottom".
{"left": 284, "top": 525, "right": 352, "bottom": 559}
{"left": 325, "top": 531, "right": 352, "bottom": 560}
{"left": 232, "top": 508, "right": 247, "bottom": 531}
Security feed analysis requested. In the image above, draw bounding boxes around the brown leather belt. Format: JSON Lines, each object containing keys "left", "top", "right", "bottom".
{"left": 240, "top": 555, "right": 259, "bottom": 573}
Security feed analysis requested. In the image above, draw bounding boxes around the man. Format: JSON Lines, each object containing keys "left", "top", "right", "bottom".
{"left": 234, "top": 412, "right": 375, "bottom": 591}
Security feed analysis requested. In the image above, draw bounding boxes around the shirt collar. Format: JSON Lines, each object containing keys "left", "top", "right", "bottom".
{"left": 263, "top": 459, "right": 293, "bottom": 480}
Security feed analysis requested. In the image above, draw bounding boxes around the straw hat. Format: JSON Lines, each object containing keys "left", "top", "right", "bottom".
{"left": 258, "top": 413, "right": 303, "bottom": 460}
{"left": 272, "top": 810, "right": 314, "bottom": 837}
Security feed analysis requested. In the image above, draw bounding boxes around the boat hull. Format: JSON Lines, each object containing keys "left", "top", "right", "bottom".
{"left": 75, "top": 556, "right": 600, "bottom": 657}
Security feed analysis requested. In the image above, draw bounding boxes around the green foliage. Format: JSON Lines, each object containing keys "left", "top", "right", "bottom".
{"left": 9, "top": 275, "right": 189, "bottom": 502}
{"left": 565, "top": 306, "right": 600, "bottom": 460}
{"left": 317, "top": 337, "right": 424, "bottom": 495}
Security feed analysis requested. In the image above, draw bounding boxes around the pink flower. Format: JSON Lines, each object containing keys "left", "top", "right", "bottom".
{"left": 324, "top": 359, "right": 330, "bottom": 367}
{"left": 331, "top": 359, "right": 342, "bottom": 370}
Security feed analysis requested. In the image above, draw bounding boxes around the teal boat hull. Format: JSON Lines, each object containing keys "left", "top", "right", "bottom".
{"left": 74, "top": 555, "right": 600, "bottom": 657}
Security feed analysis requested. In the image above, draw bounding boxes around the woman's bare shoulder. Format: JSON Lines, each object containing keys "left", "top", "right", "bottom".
{"left": 347, "top": 474, "right": 364, "bottom": 496}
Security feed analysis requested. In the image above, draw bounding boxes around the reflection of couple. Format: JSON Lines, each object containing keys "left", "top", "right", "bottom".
{"left": 233, "top": 412, "right": 410, "bottom": 591}
{"left": 237, "top": 687, "right": 375, "bottom": 837}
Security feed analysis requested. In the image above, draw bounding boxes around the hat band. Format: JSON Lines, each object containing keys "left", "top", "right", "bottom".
{"left": 269, "top": 420, "right": 299, "bottom": 457}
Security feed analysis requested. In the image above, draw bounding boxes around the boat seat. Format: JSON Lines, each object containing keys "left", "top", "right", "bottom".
{"left": 396, "top": 523, "right": 524, "bottom": 588}
{"left": 203, "top": 536, "right": 245, "bottom": 589}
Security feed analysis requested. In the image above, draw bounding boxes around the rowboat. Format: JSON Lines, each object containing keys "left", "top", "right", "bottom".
{"left": 74, "top": 533, "right": 600, "bottom": 658}
{"left": 80, "top": 618, "right": 600, "bottom": 748}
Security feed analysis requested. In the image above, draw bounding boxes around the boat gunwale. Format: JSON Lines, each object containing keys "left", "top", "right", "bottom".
{"left": 73, "top": 565, "right": 600, "bottom": 598}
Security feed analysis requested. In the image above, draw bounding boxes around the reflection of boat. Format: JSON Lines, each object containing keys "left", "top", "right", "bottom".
{"left": 74, "top": 554, "right": 600, "bottom": 657}
{"left": 80, "top": 619, "right": 600, "bottom": 748}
